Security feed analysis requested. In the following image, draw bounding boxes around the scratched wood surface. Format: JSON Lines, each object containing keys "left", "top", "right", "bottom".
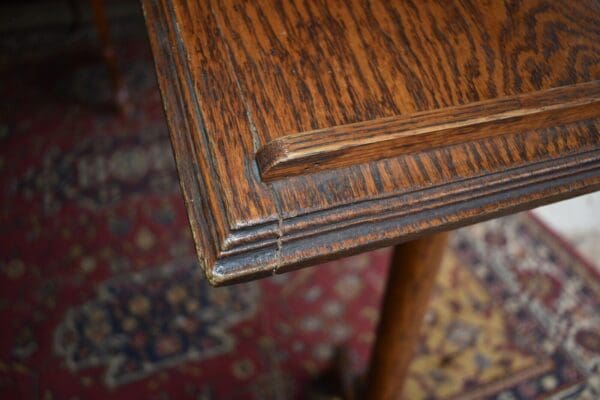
{"left": 142, "top": 0, "right": 600, "bottom": 284}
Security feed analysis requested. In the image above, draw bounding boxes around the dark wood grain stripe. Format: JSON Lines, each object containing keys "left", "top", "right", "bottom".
{"left": 257, "top": 81, "right": 600, "bottom": 181}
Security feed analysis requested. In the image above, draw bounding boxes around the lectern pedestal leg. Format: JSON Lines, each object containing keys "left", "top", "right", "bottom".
{"left": 365, "top": 233, "right": 449, "bottom": 400}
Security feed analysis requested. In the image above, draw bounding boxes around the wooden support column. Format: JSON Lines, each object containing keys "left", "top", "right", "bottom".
{"left": 365, "top": 232, "right": 449, "bottom": 400}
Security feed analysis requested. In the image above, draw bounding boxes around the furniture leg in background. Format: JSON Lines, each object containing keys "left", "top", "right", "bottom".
{"left": 89, "top": 0, "right": 131, "bottom": 114}
{"left": 366, "top": 232, "right": 450, "bottom": 400}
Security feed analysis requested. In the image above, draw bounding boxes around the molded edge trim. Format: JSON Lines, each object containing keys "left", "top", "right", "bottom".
{"left": 211, "top": 151, "right": 600, "bottom": 285}
{"left": 257, "top": 81, "right": 600, "bottom": 181}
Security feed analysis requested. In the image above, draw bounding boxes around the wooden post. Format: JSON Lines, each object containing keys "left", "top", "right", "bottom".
{"left": 365, "top": 232, "right": 449, "bottom": 400}
{"left": 89, "top": 0, "right": 130, "bottom": 113}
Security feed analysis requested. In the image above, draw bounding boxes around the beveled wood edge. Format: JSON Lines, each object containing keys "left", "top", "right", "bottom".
{"left": 144, "top": 0, "right": 281, "bottom": 244}
{"left": 257, "top": 81, "right": 600, "bottom": 181}
{"left": 278, "top": 150, "right": 599, "bottom": 241}
{"left": 211, "top": 151, "right": 600, "bottom": 285}
{"left": 142, "top": 0, "right": 276, "bottom": 280}
{"left": 142, "top": 0, "right": 212, "bottom": 256}
{"left": 218, "top": 146, "right": 600, "bottom": 254}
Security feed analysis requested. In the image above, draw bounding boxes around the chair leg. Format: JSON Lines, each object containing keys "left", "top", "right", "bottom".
{"left": 89, "top": 0, "right": 131, "bottom": 114}
{"left": 365, "top": 232, "right": 449, "bottom": 400}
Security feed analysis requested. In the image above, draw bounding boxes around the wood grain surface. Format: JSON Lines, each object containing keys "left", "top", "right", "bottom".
{"left": 142, "top": 0, "right": 600, "bottom": 284}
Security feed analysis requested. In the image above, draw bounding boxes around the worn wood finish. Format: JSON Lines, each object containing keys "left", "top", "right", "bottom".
{"left": 366, "top": 233, "right": 449, "bottom": 400}
{"left": 142, "top": 0, "right": 600, "bottom": 285}
{"left": 258, "top": 81, "right": 600, "bottom": 180}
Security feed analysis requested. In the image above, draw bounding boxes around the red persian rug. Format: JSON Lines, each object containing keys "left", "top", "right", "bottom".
{"left": 1, "top": 11, "right": 599, "bottom": 400}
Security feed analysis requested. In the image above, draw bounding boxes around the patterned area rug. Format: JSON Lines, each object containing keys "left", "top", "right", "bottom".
{"left": 1, "top": 13, "right": 600, "bottom": 400}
